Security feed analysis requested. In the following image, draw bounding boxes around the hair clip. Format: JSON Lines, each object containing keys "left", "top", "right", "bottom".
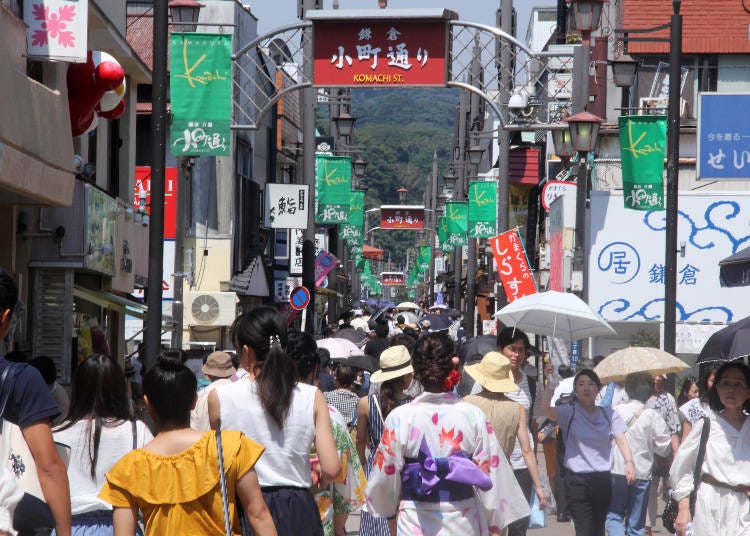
{"left": 269, "top": 334, "right": 281, "bottom": 347}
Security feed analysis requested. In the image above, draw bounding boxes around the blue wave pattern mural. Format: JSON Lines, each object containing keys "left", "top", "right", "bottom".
{"left": 590, "top": 196, "right": 750, "bottom": 323}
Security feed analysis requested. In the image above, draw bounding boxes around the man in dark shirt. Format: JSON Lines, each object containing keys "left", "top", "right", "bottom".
{"left": 0, "top": 268, "right": 71, "bottom": 535}
{"left": 364, "top": 322, "right": 389, "bottom": 360}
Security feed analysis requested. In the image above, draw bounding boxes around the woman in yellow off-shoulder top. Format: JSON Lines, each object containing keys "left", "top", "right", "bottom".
{"left": 99, "top": 351, "right": 277, "bottom": 536}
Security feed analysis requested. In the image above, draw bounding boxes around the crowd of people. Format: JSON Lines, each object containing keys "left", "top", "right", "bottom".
{"left": 0, "top": 266, "right": 748, "bottom": 536}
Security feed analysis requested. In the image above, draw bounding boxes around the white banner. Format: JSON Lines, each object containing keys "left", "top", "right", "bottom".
{"left": 274, "top": 277, "right": 302, "bottom": 303}
{"left": 24, "top": 0, "right": 87, "bottom": 62}
{"left": 589, "top": 191, "right": 750, "bottom": 324}
{"left": 263, "top": 184, "right": 309, "bottom": 229}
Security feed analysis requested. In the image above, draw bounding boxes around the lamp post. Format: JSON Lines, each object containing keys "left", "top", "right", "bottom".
{"left": 610, "top": 2, "right": 682, "bottom": 354}
{"left": 609, "top": 54, "right": 641, "bottom": 110}
{"left": 168, "top": 0, "right": 204, "bottom": 32}
{"left": 145, "top": 0, "right": 204, "bottom": 368}
{"left": 664, "top": 0, "right": 682, "bottom": 356}
{"left": 563, "top": 111, "right": 603, "bottom": 300}
{"left": 397, "top": 187, "right": 408, "bottom": 205}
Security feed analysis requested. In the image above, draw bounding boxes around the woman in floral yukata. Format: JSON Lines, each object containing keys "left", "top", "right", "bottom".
{"left": 365, "top": 332, "right": 529, "bottom": 535}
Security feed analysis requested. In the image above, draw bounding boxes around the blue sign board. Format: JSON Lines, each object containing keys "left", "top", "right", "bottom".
{"left": 698, "top": 93, "right": 750, "bottom": 180}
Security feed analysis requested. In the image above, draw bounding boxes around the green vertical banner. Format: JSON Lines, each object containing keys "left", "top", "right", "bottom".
{"left": 619, "top": 115, "right": 667, "bottom": 211}
{"left": 169, "top": 33, "right": 232, "bottom": 156}
{"left": 315, "top": 155, "right": 351, "bottom": 224}
{"left": 468, "top": 181, "right": 497, "bottom": 237}
{"left": 418, "top": 245, "right": 431, "bottom": 274}
{"left": 342, "top": 190, "right": 365, "bottom": 246}
{"left": 445, "top": 201, "right": 469, "bottom": 247}
{"left": 437, "top": 216, "right": 453, "bottom": 253}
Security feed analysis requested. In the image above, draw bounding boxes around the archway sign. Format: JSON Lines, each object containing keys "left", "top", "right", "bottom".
{"left": 231, "top": 8, "right": 577, "bottom": 132}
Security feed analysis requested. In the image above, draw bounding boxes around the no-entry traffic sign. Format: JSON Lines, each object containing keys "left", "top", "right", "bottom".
{"left": 289, "top": 286, "right": 311, "bottom": 311}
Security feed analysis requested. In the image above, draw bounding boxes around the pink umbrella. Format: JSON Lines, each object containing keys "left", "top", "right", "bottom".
{"left": 316, "top": 337, "right": 364, "bottom": 359}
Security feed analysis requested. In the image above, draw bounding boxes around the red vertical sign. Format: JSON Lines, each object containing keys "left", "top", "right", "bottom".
{"left": 489, "top": 230, "right": 537, "bottom": 303}
{"left": 134, "top": 166, "right": 178, "bottom": 240}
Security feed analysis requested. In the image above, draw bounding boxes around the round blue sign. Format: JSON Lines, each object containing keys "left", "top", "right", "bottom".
{"left": 290, "top": 286, "right": 311, "bottom": 311}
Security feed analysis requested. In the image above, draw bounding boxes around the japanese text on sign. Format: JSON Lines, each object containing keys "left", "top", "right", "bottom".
{"left": 489, "top": 229, "right": 537, "bottom": 303}
{"left": 313, "top": 19, "right": 448, "bottom": 87}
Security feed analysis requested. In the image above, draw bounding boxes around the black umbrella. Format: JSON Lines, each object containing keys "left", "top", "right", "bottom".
{"left": 422, "top": 314, "right": 452, "bottom": 332}
{"left": 696, "top": 315, "right": 750, "bottom": 364}
{"left": 332, "top": 328, "right": 369, "bottom": 347}
{"left": 331, "top": 354, "right": 379, "bottom": 372}
{"left": 458, "top": 335, "right": 497, "bottom": 364}
{"left": 719, "top": 246, "right": 750, "bottom": 287}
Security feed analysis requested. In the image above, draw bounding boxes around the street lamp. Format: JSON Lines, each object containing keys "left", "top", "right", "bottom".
{"left": 352, "top": 157, "right": 368, "bottom": 179}
{"left": 466, "top": 145, "right": 484, "bottom": 167}
{"left": 568, "top": 0, "right": 606, "bottom": 33}
{"left": 397, "top": 186, "right": 408, "bottom": 205}
{"left": 551, "top": 127, "right": 575, "bottom": 167}
{"left": 333, "top": 111, "right": 356, "bottom": 138}
{"left": 443, "top": 171, "right": 458, "bottom": 194}
{"left": 609, "top": 54, "right": 641, "bottom": 88}
{"left": 168, "top": 0, "right": 204, "bottom": 32}
{"left": 563, "top": 111, "right": 603, "bottom": 299}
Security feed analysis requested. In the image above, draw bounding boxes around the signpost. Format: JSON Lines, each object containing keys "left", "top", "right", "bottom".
{"left": 289, "top": 286, "right": 311, "bottom": 311}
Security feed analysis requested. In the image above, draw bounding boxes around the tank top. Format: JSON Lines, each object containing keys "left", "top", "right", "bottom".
{"left": 216, "top": 379, "right": 317, "bottom": 487}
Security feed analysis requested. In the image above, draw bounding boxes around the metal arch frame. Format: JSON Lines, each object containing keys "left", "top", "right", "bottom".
{"left": 231, "top": 18, "right": 575, "bottom": 132}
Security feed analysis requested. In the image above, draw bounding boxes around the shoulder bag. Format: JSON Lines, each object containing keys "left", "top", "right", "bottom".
{"left": 662, "top": 416, "right": 710, "bottom": 533}
{"left": 216, "top": 430, "right": 251, "bottom": 536}
{"left": 0, "top": 363, "right": 70, "bottom": 532}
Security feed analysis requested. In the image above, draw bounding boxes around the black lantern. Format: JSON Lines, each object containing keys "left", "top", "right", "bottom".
{"left": 609, "top": 54, "right": 641, "bottom": 88}
{"left": 443, "top": 171, "right": 458, "bottom": 193}
{"left": 467, "top": 145, "right": 484, "bottom": 167}
{"left": 169, "top": 0, "right": 204, "bottom": 32}
{"left": 352, "top": 157, "right": 368, "bottom": 179}
{"left": 397, "top": 187, "right": 408, "bottom": 204}
{"left": 568, "top": 0, "right": 606, "bottom": 33}
{"left": 551, "top": 127, "right": 575, "bottom": 160}
{"left": 333, "top": 111, "right": 356, "bottom": 138}
{"left": 563, "top": 111, "right": 604, "bottom": 154}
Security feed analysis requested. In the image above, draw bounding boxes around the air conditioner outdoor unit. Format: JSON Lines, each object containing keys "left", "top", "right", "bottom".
{"left": 185, "top": 291, "right": 237, "bottom": 327}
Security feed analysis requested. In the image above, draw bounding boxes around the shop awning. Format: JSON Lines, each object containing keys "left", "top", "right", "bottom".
{"left": 363, "top": 244, "right": 384, "bottom": 260}
{"left": 228, "top": 256, "right": 269, "bottom": 297}
{"left": 719, "top": 246, "right": 750, "bottom": 287}
{"left": 73, "top": 286, "right": 149, "bottom": 319}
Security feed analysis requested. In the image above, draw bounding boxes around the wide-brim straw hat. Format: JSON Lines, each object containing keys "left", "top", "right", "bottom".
{"left": 464, "top": 351, "right": 518, "bottom": 393}
{"left": 370, "top": 345, "right": 413, "bottom": 383}
{"left": 202, "top": 351, "right": 236, "bottom": 378}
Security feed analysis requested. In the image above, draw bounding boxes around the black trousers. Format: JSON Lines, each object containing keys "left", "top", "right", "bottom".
{"left": 508, "top": 467, "right": 534, "bottom": 536}
{"left": 564, "top": 471, "right": 612, "bottom": 536}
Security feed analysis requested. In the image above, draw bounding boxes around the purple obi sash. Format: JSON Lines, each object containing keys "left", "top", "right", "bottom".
{"left": 401, "top": 437, "right": 493, "bottom": 503}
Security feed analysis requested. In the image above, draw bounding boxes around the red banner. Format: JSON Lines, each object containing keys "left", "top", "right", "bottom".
{"left": 381, "top": 272, "right": 405, "bottom": 286}
{"left": 313, "top": 19, "right": 448, "bottom": 87}
{"left": 380, "top": 206, "right": 425, "bottom": 229}
{"left": 489, "top": 230, "right": 537, "bottom": 303}
{"left": 134, "top": 166, "right": 178, "bottom": 240}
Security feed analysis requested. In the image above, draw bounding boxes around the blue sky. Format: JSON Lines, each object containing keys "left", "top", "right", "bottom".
{"left": 251, "top": 0, "right": 556, "bottom": 39}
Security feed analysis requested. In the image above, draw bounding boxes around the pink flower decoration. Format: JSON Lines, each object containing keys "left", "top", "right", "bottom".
{"left": 431, "top": 412, "right": 438, "bottom": 425}
{"left": 384, "top": 463, "right": 396, "bottom": 475}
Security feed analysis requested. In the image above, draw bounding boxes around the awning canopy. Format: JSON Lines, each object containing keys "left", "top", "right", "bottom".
{"left": 228, "top": 256, "right": 269, "bottom": 297}
{"left": 362, "top": 244, "right": 384, "bottom": 260}
{"left": 719, "top": 246, "right": 750, "bottom": 287}
{"left": 73, "top": 286, "right": 148, "bottom": 319}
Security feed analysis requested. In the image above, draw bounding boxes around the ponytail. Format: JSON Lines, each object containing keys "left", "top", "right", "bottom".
{"left": 231, "top": 307, "right": 297, "bottom": 427}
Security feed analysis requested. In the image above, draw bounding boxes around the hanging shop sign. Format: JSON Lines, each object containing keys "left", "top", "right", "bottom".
{"left": 619, "top": 115, "right": 666, "bottom": 211}
{"left": 314, "top": 251, "right": 339, "bottom": 288}
{"left": 312, "top": 17, "right": 449, "bottom": 87}
{"left": 380, "top": 205, "right": 425, "bottom": 229}
{"left": 169, "top": 33, "right": 232, "bottom": 156}
{"left": 489, "top": 229, "right": 537, "bottom": 303}
{"left": 315, "top": 155, "right": 352, "bottom": 224}
{"left": 289, "top": 230, "right": 328, "bottom": 276}
{"left": 25, "top": 0, "right": 88, "bottom": 62}
{"left": 468, "top": 181, "right": 497, "bottom": 237}
{"left": 263, "top": 184, "right": 309, "bottom": 229}
{"left": 444, "top": 201, "right": 468, "bottom": 247}
{"left": 541, "top": 180, "right": 577, "bottom": 212}
{"left": 381, "top": 272, "right": 406, "bottom": 286}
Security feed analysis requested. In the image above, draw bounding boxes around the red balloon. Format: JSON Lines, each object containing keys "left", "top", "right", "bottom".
{"left": 98, "top": 99, "right": 125, "bottom": 120}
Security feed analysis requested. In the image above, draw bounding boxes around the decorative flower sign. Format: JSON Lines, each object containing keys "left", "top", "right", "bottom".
{"left": 24, "top": 0, "right": 87, "bottom": 62}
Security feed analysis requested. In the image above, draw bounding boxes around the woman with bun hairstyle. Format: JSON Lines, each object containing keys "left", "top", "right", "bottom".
{"left": 208, "top": 307, "right": 340, "bottom": 536}
{"left": 366, "top": 332, "right": 529, "bottom": 535}
{"left": 99, "top": 351, "right": 276, "bottom": 535}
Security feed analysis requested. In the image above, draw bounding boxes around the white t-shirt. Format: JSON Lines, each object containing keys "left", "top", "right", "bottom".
{"left": 505, "top": 371, "right": 541, "bottom": 470}
{"left": 53, "top": 419, "right": 153, "bottom": 514}
{"left": 216, "top": 379, "right": 317, "bottom": 487}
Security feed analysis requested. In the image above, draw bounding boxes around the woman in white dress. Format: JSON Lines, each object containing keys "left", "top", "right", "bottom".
{"left": 53, "top": 354, "right": 153, "bottom": 534}
{"left": 366, "top": 332, "right": 529, "bottom": 535}
{"left": 670, "top": 360, "right": 750, "bottom": 536}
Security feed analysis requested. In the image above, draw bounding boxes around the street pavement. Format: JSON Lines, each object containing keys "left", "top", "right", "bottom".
{"left": 344, "top": 451, "right": 672, "bottom": 536}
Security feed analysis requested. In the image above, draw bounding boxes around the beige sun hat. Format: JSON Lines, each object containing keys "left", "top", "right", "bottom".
{"left": 464, "top": 351, "right": 518, "bottom": 393}
{"left": 369, "top": 345, "right": 413, "bottom": 383}
{"left": 202, "top": 351, "right": 236, "bottom": 378}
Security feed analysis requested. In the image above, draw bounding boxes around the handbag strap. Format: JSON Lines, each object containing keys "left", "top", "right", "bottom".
{"left": 0, "top": 363, "right": 21, "bottom": 434}
{"left": 689, "top": 416, "right": 710, "bottom": 514}
{"left": 216, "top": 430, "right": 232, "bottom": 536}
{"left": 131, "top": 419, "right": 137, "bottom": 450}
